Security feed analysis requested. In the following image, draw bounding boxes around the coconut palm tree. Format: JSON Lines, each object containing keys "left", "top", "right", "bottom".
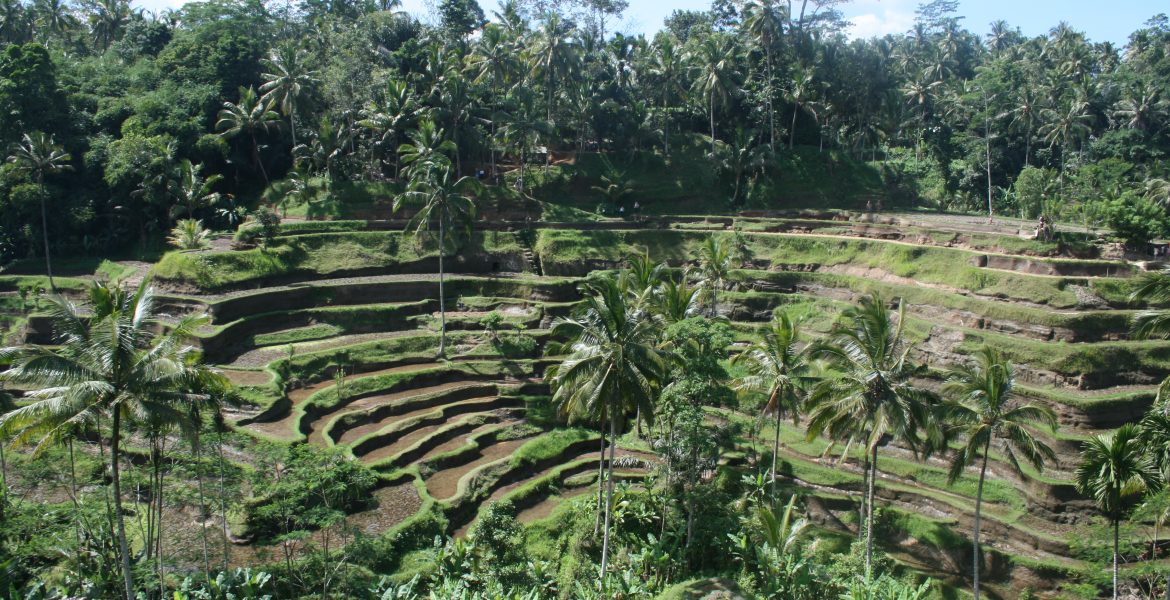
{"left": 998, "top": 89, "right": 1040, "bottom": 167}
{"left": 654, "top": 272, "right": 702, "bottom": 325}
{"left": 170, "top": 160, "right": 222, "bottom": 222}
{"left": 806, "top": 293, "right": 935, "bottom": 582}
{"left": 741, "top": 0, "right": 784, "bottom": 148}
{"left": 216, "top": 87, "right": 282, "bottom": 185}
{"left": 941, "top": 346, "right": 1057, "bottom": 600}
{"left": 646, "top": 37, "right": 686, "bottom": 158}
{"left": 87, "top": 0, "right": 131, "bottom": 50}
{"left": 786, "top": 63, "right": 817, "bottom": 150}
{"left": 547, "top": 276, "right": 665, "bottom": 588}
{"left": 398, "top": 118, "right": 456, "bottom": 182}
{"left": 260, "top": 45, "right": 319, "bottom": 150}
{"left": 688, "top": 34, "right": 740, "bottom": 156}
{"left": 695, "top": 236, "right": 734, "bottom": 317}
{"left": 7, "top": 132, "right": 72, "bottom": 292}
{"left": 359, "top": 80, "right": 421, "bottom": 179}
{"left": 530, "top": 13, "right": 577, "bottom": 123}
{"left": 395, "top": 166, "right": 479, "bottom": 357}
{"left": 32, "top": 0, "right": 79, "bottom": 44}
{"left": 1039, "top": 99, "right": 1092, "bottom": 197}
{"left": 733, "top": 311, "right": 813, "bottom": 499}
{"left": 1076, "top": 424, "right": 1160, "bottom": 600}
{"left": 0, "top": 281, "right": 224, "bottom": 600}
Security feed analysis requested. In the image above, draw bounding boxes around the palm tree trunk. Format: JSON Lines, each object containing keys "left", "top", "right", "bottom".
{"left": 660, "top": 415, "right": 673, "bottom": 539}
{"left": 599, "top": 405, "right": 619, "bottom": 589}
{"left": 251, "top": 133, "right": 270, "bottom": 185}
{"left": 790, "top": 103, "right": 799, "bottom": 150}
{"left": 766, "top": 52, "right": 775, "bottom": 148}
{"left": 438, "top": 219, "right": 446, "bottom": 358}
{"left": 156, "top": 437, "right": 166, "bottom": 599}
{"left": 594, "top": 405, "right": 606, "bottom": 536}
{"left": 217, "top": 432, "right": 229, "bottom": 570}
{"left": 196, "top": 439, "right": 212, "bottom": 584}
{"left": 68, "top": 438, "right": 91, "bottom": 577}
{"left": 0, "top": 436, "right": 6, "bottom": 520}
{"left": 38, "top": 179, "right": 56, "bottom": 293}
{"left": 289, "top": 103, "right": 297, "bottom": 151}
{"left": 709, "top": 93, "right": 717, "bottom": 156}
{"left": 865, "top": 442, "right": 878, "bottom": 584}
{"left": 772, "top": 397, "right": 782, "bottom": 499}
{"left": 111, "top": 409, "right": 136, "bottom": 600}
{"left": 973, "top": 440, "right": 991, "bottom": 600}
{"left": 1114, "top": 517, "right": 1120, "bottom": 600}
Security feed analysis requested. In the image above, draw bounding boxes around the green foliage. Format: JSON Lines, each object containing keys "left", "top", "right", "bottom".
{"left": 1105, "top": 191, "right": 1170, "bottom": 248}
{"left": 246, "top": 444, "right": 378, "bottom": 541}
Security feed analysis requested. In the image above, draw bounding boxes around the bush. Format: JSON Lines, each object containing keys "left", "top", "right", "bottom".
{"left": 1105, "top": 191, "right": 1170, "bottom": 248}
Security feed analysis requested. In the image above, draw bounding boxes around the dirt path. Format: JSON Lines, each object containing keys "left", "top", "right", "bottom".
{"left": 243, "top": 362, "right": 442, "bottom": 440}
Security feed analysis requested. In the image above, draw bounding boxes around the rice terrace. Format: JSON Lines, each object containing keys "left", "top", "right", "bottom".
{"left": 1, "top": 0, "right": 1170, "bottom": 598}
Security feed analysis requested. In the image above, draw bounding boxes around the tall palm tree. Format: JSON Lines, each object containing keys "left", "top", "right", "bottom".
{"left": 1076, "top": 424, "right": 1160, "bottom": 600}
{"left": 547, "top": 276, "right": 665, "bottom": 588}
{"left": 216, "top": 87, "right": 282, "bottom": 185}
{"left": 1112, "top": 84, "right": 1165, "bottom": 134}
{"left": 170, "top": 160, "right": 221, "bottom": 222}
{"left": 359, "top": 80, "right": 421, "bottom": 180}
{"left": 32, "top": 0, "right": 79, "bottom": 44}
{"left": 395, "top": 166, "right": 480, "bottom": 357}
{"left": 1129, "top": 271, "right": 1170, "bottom": 342}
{"left": 688, "top": 34, "right": 739, "bottom": 156}
{"left": 647, "top": 37, "right": 686, "bottom": 158}
{"left": 696, "top": 236, "right": 733, "bottom": 317}
{"left": 654, "top": 271, "right": 702, "bottom": 325}
{"left": 260, "top": 45, "right": 319, "bottom": 150}
{"left": 1039, "top": 100, "right": 1092, "bottom": 197}
{"left": 806, "top": 293, "right": 935, "bottom": 582}
{"left": 733, "top": 311, "right": 812, "bottom": 499}
{"left": 0, "top": 282, "right": 224, "bottom": 600}
{"left": 998, "top": 90, "right": 1040, "bottom": 167}
{"left": 0, "top": 0, "right": 29, "bottom": 44}
{"left": 470, "top": 24, "right": 520, "bottom": 178}
{"left": 397, "top": 118, "right": 456, "bottom": 181}
{"left": 7, "top": 132, "right": 72, "bottom": 292}
{"left": 785, "top": 63, "right": 817, "bottom": 150}
{"left": 87, "top": 0, "right": 131, "bottom": 51}
{"left": 941, "top": 347, "right": 1057, "bottom": 600}
{"left": 741, "top": 0, "right": 784, "bottom": 148}
{"left": 530, "top": 14, "right": 577, "bottom": 123}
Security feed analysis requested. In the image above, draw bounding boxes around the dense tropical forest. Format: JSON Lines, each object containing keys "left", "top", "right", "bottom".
{"left": 2, "top": 0, "right": 1170, "bottom": 598}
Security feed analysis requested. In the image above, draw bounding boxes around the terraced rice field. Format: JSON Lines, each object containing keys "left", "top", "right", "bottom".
{"left": 145, "top": 211, "right": 1168, "bottom": 594}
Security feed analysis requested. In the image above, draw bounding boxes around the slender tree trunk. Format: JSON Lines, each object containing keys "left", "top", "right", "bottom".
{"left": 289, "top": 103, "right": 297, "bottom": 151}
{"left": 38, "top": 179, "right": 56, "bottom": 293}
{"left": 973, "top": 440, "right": 991, "bottom": 600}
{"left": 772, "top": 395, "right": 782, "bottom": 499}
{"left": 766, "top": 52, "right": 775, "bottom": 149}
{"left": 156, "top": 437, "right": 166, "bottom": 599}
{"left": 438, "top": 218, "right": 446, "bottom": 357}
{"left": 599, "top": 406, "right": 619, "bottom": 590}
{"left": 217, "top": 431, "right": 229, "bottom": 571}
{"left": 251, "top": 133, "right": 270, "bottom": 185}
{"left": 67, "top": 438, "right": 90, "bottom": 578}
{"left": 1114, "top": 518, "right": 1120, "bottom": 600}
{"left": 986, "top": 110, "right": 994, "bottom": 223}
{"left": 660, "top": 415, "right": 673, "bottom": 539}
{"left": 195, "top": 438, "right": 211, "bottom": 584}
{"left": 709, "top": 93, "right": 717, "bottom": 156}
{"left": 111, "top": 410, "right": 136, "bottom": 600}
{"left": 0, "top": 436, "right": 6, "bottom": 520}
{"left": 790, "top": 103, "right": 799, "bottom": 150}
{"left": 865, "top": 442, "right": 877, "bottom": 584}
{"left": 1024, "top": 124, "right": 1031, "bottom": 168}
{"left": 594, "top": 405, "right": 606, "bottom": 536}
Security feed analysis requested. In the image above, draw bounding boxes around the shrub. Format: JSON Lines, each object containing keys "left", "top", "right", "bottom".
{"left": 167, "top": 219, "right": 212, "bottom": 250}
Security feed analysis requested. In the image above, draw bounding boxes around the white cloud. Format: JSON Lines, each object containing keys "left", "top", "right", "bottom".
{"left": 848, "top": 8, "right": 915, "bottom": 39}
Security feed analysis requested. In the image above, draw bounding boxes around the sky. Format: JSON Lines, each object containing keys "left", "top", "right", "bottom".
{"left": 132, "top": 0, "right": 1164, "bottom": 46}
